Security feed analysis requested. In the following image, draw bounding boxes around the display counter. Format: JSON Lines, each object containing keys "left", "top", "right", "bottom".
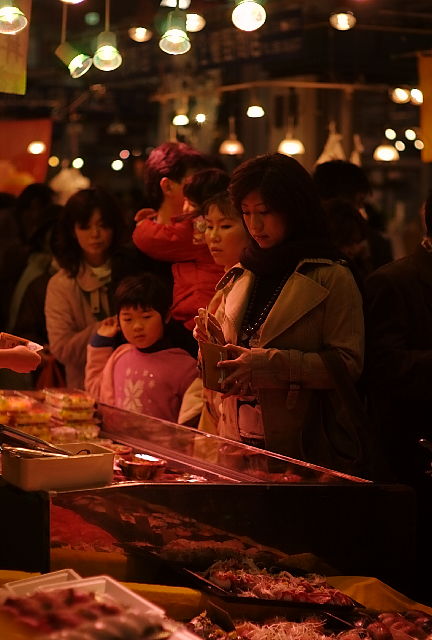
{"left": 0, "top": 403, "right": 417, "bottom": 598}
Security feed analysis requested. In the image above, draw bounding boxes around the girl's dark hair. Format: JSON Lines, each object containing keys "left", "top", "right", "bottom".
{"left": 54, "top": 188, "right": 124, "bottom": 276}
{"left": 114, "top": 273, "right": 172, "bottom": 320}
{"left": 202, "top": 191, "right": 239, "bottom": 219}
{"left": 323, "top": 198, "right": 367, "bottom": 249}
{"left": 229, "top": 153, "right": 329, "bottom": 241}
{"left": 183, "top": 168, "right": 230, "bottom": 208}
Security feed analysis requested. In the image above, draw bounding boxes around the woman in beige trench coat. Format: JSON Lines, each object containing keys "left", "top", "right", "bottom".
{"left": 194, "top": 154, "right": 364, "bottom": 466}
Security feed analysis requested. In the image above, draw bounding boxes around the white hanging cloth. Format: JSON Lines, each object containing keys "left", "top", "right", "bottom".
{"left": 315, "top": 121, "right": 346, "bottom": 165}
{"left": 350, "top": 134, "right": 364, "bottom": 166}
{"left": 50, "top": 167, "right": 91, "bottom": 205}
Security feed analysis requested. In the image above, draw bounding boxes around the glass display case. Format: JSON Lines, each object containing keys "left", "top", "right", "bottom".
{"left": 0, "top": 403, "right": 416, "bottom": 599}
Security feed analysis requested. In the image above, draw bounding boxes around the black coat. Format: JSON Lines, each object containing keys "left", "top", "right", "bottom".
{"left": 365, "top": 245, "right": 432, "bottom": 484}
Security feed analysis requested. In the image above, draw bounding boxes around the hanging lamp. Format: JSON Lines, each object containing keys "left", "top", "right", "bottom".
{"left": 93, "top": 0, "right": 122, "bottom": 71}
{"left": 373, "top": 143, "right": 399, "bottom": 162}
{"left": 219, "top": 117, "right": 244, "bottom": 155}
{"left": 55, "top": 3, "right": 93, "bottom": 78}
{"left": 329, "top": 10, "right": 356, "bottom": 31}
{"left": 232, "top": 0, "right": 266, "bottom": 32}
{"left": 0, "top": 0, "right": 28, "bottom": 35}
{"left": 159, "top": 1, "right": 191, "bottom": 55}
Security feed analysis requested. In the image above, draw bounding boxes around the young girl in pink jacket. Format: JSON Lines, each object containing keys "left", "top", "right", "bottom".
{"left": 85, "top": 274, "right": 197, "bottom": 423}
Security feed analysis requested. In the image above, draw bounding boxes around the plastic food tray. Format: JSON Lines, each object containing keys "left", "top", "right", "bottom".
{"left": 4, "top": 569, "right": 82, "bottom": 595}
{"left": 1, "top": 442, "right": 114, "bottom": 491}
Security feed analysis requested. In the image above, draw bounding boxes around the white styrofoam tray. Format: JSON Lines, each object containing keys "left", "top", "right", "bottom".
{"left": 4, "top": 569, "right": 82, "bottom": 595}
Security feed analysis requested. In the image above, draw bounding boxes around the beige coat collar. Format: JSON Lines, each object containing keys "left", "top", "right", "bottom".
{"left": 76, "top": 261, "right": 111, "bottom": 293}
{"left": 223, "top": 259, "right": 336, "bottom": 346}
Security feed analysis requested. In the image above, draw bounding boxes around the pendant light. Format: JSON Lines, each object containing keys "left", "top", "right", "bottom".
{"left": 0, "top": 0, "right": 28, "bottom": 35}
{"left": 232, "top": 0, "right": 266, "bottom": 32}
{"left": 373, "top": 143, "right": 399, "bottom": 162}
{"left": 128, "top": 26, "right": 152, "bottom": 42}
{"left": 277, "top": 91, "right": 305, "bottom": 156}
{"left": 93, "top": 0, "right": 122, "bottom": 71}
{"left": 186, "top": 13, "right": 205, "bottom": 32}
{"left": 159, "top": 0, "right": 190, "bottom": 55}
{"left": 59, "top": 0, "right": 86, "bottom": 4}
{"left": 329, "top": 10, "right": 356, "bottom": 31}
{"left": 219, "top": 117, "right": 244, "bottom": 155}
{"left": 55, "top": 3, "right": 93, "bottom": 78}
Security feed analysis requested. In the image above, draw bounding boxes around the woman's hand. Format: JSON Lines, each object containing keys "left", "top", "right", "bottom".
{"left": 217, "top": 344, "right": 253, "bottom": 398}
{"left": 0, "top": 345, "right": 41, "bottom": 373}
{"left": 193, "top": 308, "right": 225, "bottom": 345}
{"left": 97, "top": 316, "right": 119, "bottom": 338}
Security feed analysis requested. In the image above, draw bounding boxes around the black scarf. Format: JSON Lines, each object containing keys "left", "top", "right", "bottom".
{"left": 240, "top": 238, "right": 343, "bottom": 277}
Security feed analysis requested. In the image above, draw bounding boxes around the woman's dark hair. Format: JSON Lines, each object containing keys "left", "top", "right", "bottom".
{"left": 183, "top": 168, "right": 230, "bottom": 208}
{"left": 323, "top": 198, "right": 367, "bottom": 249}
{"left": 144, "top": 142, "right": 208, "bottom": 210}
{"left": 114, "top": 273, "right": 171, "bottom": 320}
{"left": 54, "top": 188, "right": 124, "bottom": 276}
{"left": 312, "top": 160, "right": 371, "bottom": 201}
{"left": 229, "top": 153, "right": 329, "bottom": 241}
{"left": 202, "top": 191, "right": 239, "bottom": 219}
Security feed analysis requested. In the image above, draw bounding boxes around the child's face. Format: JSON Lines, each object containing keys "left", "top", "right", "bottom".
{"left": 119, "top": 306, "right": 164, "bottom": 349}
{"left": 205, "top": 204, "right": 249, "bottom": 269}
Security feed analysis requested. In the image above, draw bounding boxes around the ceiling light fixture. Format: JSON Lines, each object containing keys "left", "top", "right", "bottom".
{"left": 278, "top": 134, "right": 305, "bottom": 156}
{"left": 384, "top": 128, "right": 396, "bottom": 140}
{"left": 159, "top": 2, "right": 191, "bottom": 55}
{"left": 247, "top": 104, "right": 265, "bottom": 118}
{"left": 60, "top": 0, "right": 85, "bottom": 4}
{"left": 232, "top": 0, "right": 266, "bottom": 32}
{"left": 128, "top": 26, "right": 152, "bottom": 42}
{"left": 172, "top": 113, "right": 189, "bottom": 125}
{"left": 160, "top": 0, "right": 191, "bottom": 8}
{"left": 0, "top": 0, "right": 28, "bottom": 35}
{"left": 94, "top": 0, "right": 122, "bottom": 71}
{"left": 186, "top": 13, "right": 205, "bottom": 32}
{"left": 329, "top": 10, "right": 356, "bottom": 31}
{"left": 410, "top": 88, "right": 423, "bottom": 105}
{"left": 195, "top": 113, "right": 206, "bottom": 123}
{"left": 219, "top": 116, "right": 244, "bottom": 155}
{"left": 373, "top": 144, "right": 399, "bottom": 162}
{"left": 55, "top": 3, "right": 93, "bottom": 78}
{"left": 390, "top": 87, "right": 411, "bottom": 104}
{"left": 27, "top": 141, "right": 46, "bottom": 155}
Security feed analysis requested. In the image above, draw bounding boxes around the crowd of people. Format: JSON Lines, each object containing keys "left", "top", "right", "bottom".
{"left": 1, "top": 143, "right": 431, "bottom": 499}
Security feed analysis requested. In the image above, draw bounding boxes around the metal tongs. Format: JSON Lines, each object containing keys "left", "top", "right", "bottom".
{"left": 0, "top": 423, "right": 74, "bottom": 457}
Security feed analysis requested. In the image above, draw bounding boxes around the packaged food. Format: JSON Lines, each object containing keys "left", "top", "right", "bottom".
{"left": 10, "top": 406, "right": 51, "bottom": 426}
{"left": 0, "top": 391, "right": 35, "bottom": 413}
{"left": 48, "top": 405, "right": 95, "bottom": 422}
{"left": 50, "top": 425, "right": 78, "bottom": 443}
{"left": 18, "top": 425, "right": 51, "bottom": 441}
{"left": 73, "top": 423, "right": 100, "bottom": 440}
{"left": 0, "top": 331, "right": 43, "bottom": 352}
{"left": 43, "top": 388, "right": 95, "bottom": 409}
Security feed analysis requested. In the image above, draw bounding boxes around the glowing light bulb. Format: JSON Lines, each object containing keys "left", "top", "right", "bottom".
{"left": 405, "top": 128, "right": 416, "bottom": 141}
{"left": 373, "top": 144, "right": 399, "bottom": 162}
{"left": 48, "top": 156, "right": 60, "bottom": 167}
{"left": 246, "top": 104, "right": 265, "bottom": 118}
{"left": 232, "top": 0, "right": 266, "bottom": 32}
{"left": 72, "top": 157, "right": 84, "bottom": 169}
{"left": 128, "top": 26, "right": 152, "bottom": 42}
{"left": 160, "top": 0, "right": 191, "bottom": 8}
{"left": 329, "top": 10, "right": 356, "bottom": 31}
{"left": 219, "top": 137, "right": 244, "bottom": 155}
{"left": 119, "top": 149, "right": 130, "bottom": 159}
{"left": 111, "top": 159, "right": 124, "bottom": 171}
{"left": 277, "top": 137, "right": 305, "bottom": 156}
{"left": 93, "top": 31, "right": 122, "bottom": 71}
{"left": 395, "top": 140, "right": 405, "bottom": 151}
{"left": 0, "top": 2, "right": 28, "bottom": 35}
{"left": 186, "top": 13, "right": 206, "bottom": 32}
{"left": 390, "top": 87, "right": 410, "bottom": 104}
{"left": 410, "top": 89, "right": 423, "bottom": 105}
{"left": 385, "top": 128, "right": 396, "bottom": 140}
{"left": 60, "top": 0, "right": 86, "bottom": 4}
{"left": 172, "top": 114, "right": 189, "bottom": 125}
{"left": 27, "top": 141, "right": 46, "bottom": 155}
{"left": 195, "top": 113, "right": 206, "bottom": 123}
{"left": 55, "top": 42, "right": 93, "bottom": 78}
{"left": 160, "top": 9, "right": 190, "bottom": 55}
{"left": 414, "top": 139, "right": 424, "bottom": 150}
